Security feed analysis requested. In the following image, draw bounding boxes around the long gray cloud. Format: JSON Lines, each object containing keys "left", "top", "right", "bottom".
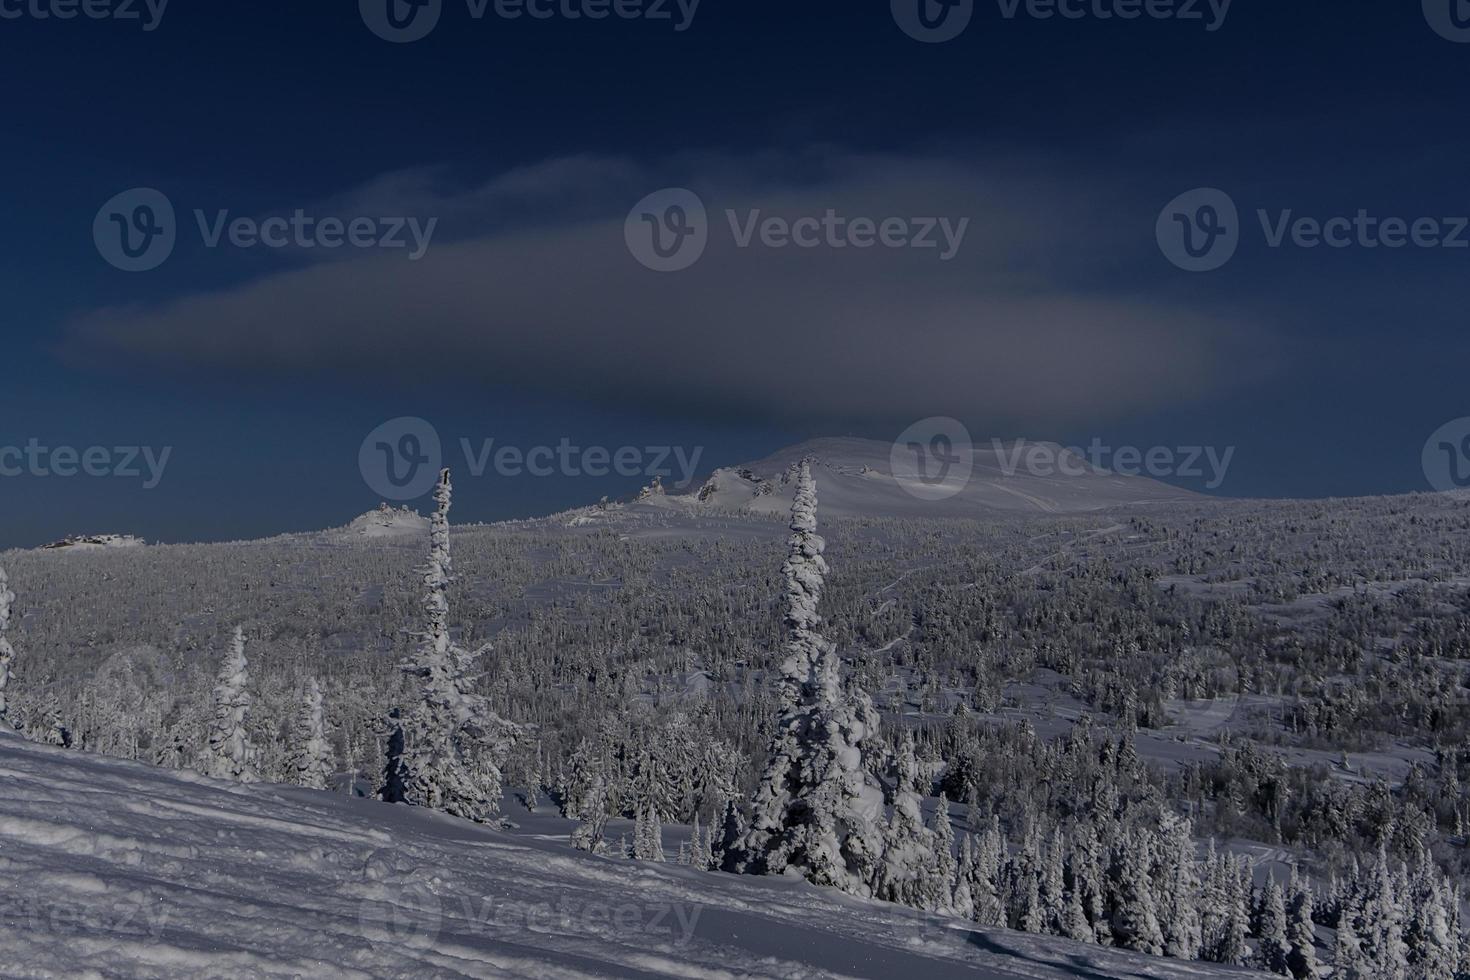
{"left": 64, "top": 150, "right": 1275, "bottom": 429}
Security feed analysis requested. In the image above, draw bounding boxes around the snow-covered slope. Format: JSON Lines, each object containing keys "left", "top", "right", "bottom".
{"left": 0, "top": 733, "right": 1263, "bottom": 979}
{"left": 657, "top": 438, "right": 1196, "bottom": 520}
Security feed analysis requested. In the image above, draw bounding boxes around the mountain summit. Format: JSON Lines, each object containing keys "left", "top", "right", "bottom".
{"left": 667, "top": 437, "right": 1197, "bottom": 519}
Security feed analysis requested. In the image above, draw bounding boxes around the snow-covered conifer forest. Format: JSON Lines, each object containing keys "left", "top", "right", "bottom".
{"left": 2, "top": 440, "right": 1468, "bottom": 978}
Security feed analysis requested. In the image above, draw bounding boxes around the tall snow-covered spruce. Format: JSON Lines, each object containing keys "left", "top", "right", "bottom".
{"left": 726, "top": 460, "right": 884, "bottom": 896}
{"left": 291, "top": 677, "right": 333, "bottom": 790}
{"left": 205, "top": 627, "right": 256, "bottom": 782}
{"left": 0, "top": 566, "right": 15, "bottom": 728}
{"left": 382, "top": 469, "right": 516, "bottom": 823}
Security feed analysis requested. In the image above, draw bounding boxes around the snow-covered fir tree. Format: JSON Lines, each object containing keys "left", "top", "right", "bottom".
{"left": 1156, "top": 811, "right": 1202, "bottom": 959}
{"left": 204, "top": 627, "right": 256, "bottom": 782}
{"left": 634, "top": 802, "right": 665, "bottom": 862}
{"left": 383, "top": 469, "right": 516, "bottom": 823}
{"left": 951, "top": 833, "right": 976, "bottom": 920}
{"left": 570, "top": 769, "right": 609, "bottom": 855}
{"left": 874, "top": 731, "right": 935, "bottom": 908}
{"left": 1071, "top": 823, "right": 1110, "bottom": 946}
{"left": 714, "top": 796, "right": 746, "bottom": 869}
{"left": 0, "top": 566, "right": 15, "bottom": 727}
{"left": 1011, "top": 824, "right": 1045, "bottom": 934}
{"left": 727, "top": 461, "right": 883, "bottom": 896}
{"left": 1334, "top": 910, "right": 1368, "bottom": 979}
{"left": 1039, "top": 827, "right": 1067, "bottom": 937}
{"left": 1255, "top": 874, "right": 1291, "bottom": 976}
{"left": 291, "top": 677, "right": 333, "bottom": 790}
{"left": 684, "top": 813, "right": 707, "bottom": 870}
{"left": 1284, "top": 865, "right": 1319, "bottom": 979}
{"left": 929, "top": 793, "right": 958, "bottom": 913}
{"left": 969, "top": 815, "right": 1006, "bottom": 928}
{"left": 1107, "top": 826, "right": 1164, "bottom": 955}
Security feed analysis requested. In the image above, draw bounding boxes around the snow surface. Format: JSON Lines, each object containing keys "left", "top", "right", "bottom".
{"left": 658, "top": 438, "right": 1196, "bottom": 520}
{"left": 0, "top": 732, "right": 1267, "bottom": 979}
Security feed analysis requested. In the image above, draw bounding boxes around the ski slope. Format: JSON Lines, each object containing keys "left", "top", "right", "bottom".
{"left": 0, "top": 731, "right": 1264, "bottom": 979}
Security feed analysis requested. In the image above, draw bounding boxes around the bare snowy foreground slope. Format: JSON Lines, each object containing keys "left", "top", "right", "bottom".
{"left": 0, "top": 730, "right": 1264, "bottom": 980}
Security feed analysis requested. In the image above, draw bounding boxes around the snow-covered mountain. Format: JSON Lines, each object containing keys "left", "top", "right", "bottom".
{"left": 654, "top": 437, "right": 1197, "bottom": 520}
{"left": 0, "top": 729, "right": 1263, "bottom": 979}
{"left": 40, "top": 533, "right": 147, "bottom": 551}
{"left": 341, "top": 504, "right": 432, "bottom": 539}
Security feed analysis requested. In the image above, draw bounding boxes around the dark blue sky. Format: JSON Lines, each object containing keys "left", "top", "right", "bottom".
{"left": 2, "top": 1, "right": 1468, "bottom": 546}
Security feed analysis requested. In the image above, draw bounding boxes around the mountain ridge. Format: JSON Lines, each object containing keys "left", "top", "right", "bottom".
{"left": 649, "top": 436, "right": 1201, "bottom": 520}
